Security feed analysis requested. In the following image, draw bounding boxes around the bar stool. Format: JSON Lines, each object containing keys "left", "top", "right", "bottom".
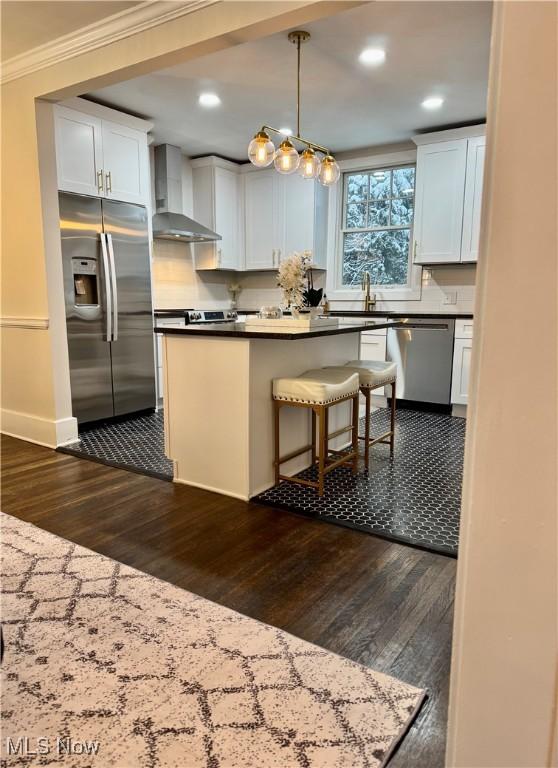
{"left": 272, "top": 368, "right": 360, "bottom": 496}
{"left": 326, "top": 361, "right": 397, "bottom": 466}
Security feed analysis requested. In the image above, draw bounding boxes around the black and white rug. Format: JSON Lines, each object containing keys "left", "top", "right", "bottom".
{"left": 253, "top": 409, "right": 464, "bottom": 557}
{"left": 59, "top": 411, "right": 173, "bottom": 481}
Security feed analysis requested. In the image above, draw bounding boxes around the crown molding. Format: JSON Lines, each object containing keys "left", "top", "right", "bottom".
{"left": 0, "top": 0, "right": 219, "bottom": 85}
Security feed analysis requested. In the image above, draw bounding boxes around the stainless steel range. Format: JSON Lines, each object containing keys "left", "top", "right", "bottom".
{"left": 187, "top": 310, "right": 238, "bottom": 324}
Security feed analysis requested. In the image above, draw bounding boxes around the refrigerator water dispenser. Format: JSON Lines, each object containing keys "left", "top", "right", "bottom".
{"left": 71, "top": 258, "right": 99, "bottom": 306}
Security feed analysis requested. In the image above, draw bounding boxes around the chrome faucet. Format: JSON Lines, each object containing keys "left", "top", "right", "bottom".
{"left": 361, "top": 271, "right": 376, "bottom": 312}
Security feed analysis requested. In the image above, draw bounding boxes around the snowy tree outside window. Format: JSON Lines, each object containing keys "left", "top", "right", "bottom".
{"left": 341, "top": 166, "right": 415, "bottom": 287}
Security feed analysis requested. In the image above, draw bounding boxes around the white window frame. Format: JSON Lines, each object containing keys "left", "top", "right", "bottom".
{"left": 325, "top": 149, "right": 423, "bottom": 303}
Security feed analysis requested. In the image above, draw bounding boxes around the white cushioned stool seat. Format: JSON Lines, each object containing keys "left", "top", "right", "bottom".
{"left": 325, "top": 360, "right": 397, "bottom": 389}
{"left": 273, "top": 368, "right": 359, "bottom": 405}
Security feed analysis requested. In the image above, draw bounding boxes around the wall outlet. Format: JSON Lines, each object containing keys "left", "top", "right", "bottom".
{"left": 443, "top": 291, "right": 458, "bottom": 305}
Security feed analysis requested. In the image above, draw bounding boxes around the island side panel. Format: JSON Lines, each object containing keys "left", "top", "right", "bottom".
{"left": 248, "top": 333, "right": 361, "bottom": 498}
{"left": 164, "top": 334, "right": 251, "bottom": 499}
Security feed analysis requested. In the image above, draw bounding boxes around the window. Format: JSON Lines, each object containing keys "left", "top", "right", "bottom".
{"left": 341, "top": 166, "right": 415, "bottom": 287}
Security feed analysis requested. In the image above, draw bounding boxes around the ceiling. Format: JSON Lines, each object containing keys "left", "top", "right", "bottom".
{"left": 85, "top": 1, "right": 493, "bottom": 160}
{"left": 0, "top": 1, "right": 141, "bottom": 61}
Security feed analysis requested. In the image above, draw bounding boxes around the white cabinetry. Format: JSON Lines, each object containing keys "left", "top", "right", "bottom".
{"left": 243, "top": 170, "right": 283, "bottom": 270}
{"left": 338, "top": 318, "right": 388, "bottom": 397}
{"left": 55, "top": 106, "right": 103, "bottom": 197}
{"left": 54, "top": 103, "right": 150, "bottom": 205}
{"left": 243, "top": 168, "right": 328, "bottom": 271}
{"left": 192, "top": 158, "right": 242, "bottom": 270}
{"left": 460, "top": 136, "right": 486, "bottom": 262}
{"left": 100, "top": 121, "right": 148, "bottom": 205}
{"left": 451, "top": 319, "right": 474, "bottom": 407}
{"left": 413, "top": 128, "right": 486, "bottom": 265}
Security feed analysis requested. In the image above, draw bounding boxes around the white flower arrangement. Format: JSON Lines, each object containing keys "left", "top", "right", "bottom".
{"left": 277, "top": 251, "right": 312, "bottom": 309}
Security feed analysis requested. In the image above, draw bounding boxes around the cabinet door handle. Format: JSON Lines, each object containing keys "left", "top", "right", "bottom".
{"left": 105, "top": 171, "right": 112, "bottom": 194}
{"left": 413, "top": 240, "right": 418, "bottom": 259}
{"left": 217, "top": 248, "right": 221, "bottom": 266}
{"left": 276, "top": 249, "right": 281, "bottom": 264}
{"left": 272, "top": 249, "right": 276, "bottom": 266}
{"left": 97, "top": 170, "right": 104, "bottom": 194}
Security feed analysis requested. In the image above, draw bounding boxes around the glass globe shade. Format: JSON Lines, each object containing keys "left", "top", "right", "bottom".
{"left": 298, "top": 148, "right": 320, "bottom": 179}
{"left": 247, "top": 131, "right": 275, "bottom": 168}
{"left": 274, "top": 139, "right": 299, "bottom": 174}
{"left": 317, "top": 155, "right": 340, "bottom": 186}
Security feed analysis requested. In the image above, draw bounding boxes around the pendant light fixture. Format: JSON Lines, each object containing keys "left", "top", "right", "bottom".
{"left": 247, "top": 30, "right": 340, "bottom": 186}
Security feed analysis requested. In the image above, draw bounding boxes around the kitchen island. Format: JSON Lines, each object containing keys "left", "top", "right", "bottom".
{"left": 157, "top": 320, "right": 396, "bottom": 499}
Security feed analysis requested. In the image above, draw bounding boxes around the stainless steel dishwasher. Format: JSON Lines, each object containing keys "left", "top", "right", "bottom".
{"left": 386, "top": 317, "right": 456, "bottom": 405}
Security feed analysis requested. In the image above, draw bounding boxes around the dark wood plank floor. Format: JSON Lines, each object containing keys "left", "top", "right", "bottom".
{"left": 1, "top": 434, "right": 456, "bottom": 767}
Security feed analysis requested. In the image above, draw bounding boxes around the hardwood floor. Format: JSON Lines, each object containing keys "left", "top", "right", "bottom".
{"left": 1, "top": 434, "right": 456, "bottom": 767}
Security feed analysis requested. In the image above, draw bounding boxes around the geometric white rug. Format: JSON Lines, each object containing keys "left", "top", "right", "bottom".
{"left": 0, "top": 512, "right": 425, "bottom": 767}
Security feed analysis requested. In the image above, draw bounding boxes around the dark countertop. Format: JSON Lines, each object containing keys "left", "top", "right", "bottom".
{"left": 328, "top": 310, "right": 474, "bottom": 320}
{"left": 155, "top": 320, "right": 399, "bottom": 340}
{"left": 154, "top": 309, "right": 192, "bottom": 318}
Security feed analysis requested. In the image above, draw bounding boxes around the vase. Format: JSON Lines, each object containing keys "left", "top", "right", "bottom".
{"left": 290, "top": 306, "right": 301, "bottom": 319}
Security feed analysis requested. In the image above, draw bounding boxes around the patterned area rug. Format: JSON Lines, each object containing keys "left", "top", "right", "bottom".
{"left": 254, "top": 409, "right": 464, "bottom": 557}
{"left": 1, "top": 513, "right": 425, "bottom": 767}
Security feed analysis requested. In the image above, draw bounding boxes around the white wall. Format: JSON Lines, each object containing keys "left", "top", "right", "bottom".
{"left": 446, "top": 2, "right": 557, "bottom": 765}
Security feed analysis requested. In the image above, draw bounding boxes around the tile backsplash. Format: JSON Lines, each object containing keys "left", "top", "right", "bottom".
{"left": 151, "top": 239, "right": 231, "bottom": 310}
{"left": 152, "top": 244, "right": 476, "bottom": 315}
{"left": 232, "top": 265, "right": 476, "bottom": 314}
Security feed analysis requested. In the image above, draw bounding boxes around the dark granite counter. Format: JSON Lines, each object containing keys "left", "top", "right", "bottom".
{"left": 155, "top": 320, "right": 400, "bottom": 340}
{"left": 328, "top": 310, "right": 474, "bottom": 320}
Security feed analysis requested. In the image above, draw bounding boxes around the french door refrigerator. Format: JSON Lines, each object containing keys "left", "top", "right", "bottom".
{"left": 60, "top": 191, "right": 156, "bottom": 424}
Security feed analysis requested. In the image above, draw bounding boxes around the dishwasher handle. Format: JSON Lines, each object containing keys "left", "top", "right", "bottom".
{"left": 392, "top": 322, "right": 450, "bottom": 331}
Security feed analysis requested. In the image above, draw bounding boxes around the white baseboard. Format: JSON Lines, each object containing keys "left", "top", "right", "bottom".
{"left": 173, "top": 476, "right": 249, "bottom": 501}
{"left": 452, "top": 404, "right": 468, "bottom": 419}
{"left": 1, "top": 409, "right": 78, "bottom": 448}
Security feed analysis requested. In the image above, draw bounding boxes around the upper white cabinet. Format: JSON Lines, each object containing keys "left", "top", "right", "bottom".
{"left": 243, "top": 170, "right": 283, "bottom": 270}
{"left": 55, "top": 106, "right": 103, "bottom": 197}
{"left": 192, "top": 158, "right": 242, "bottom": 271}
{"left": 236, "top": 167, "right": 328, "bottom": 271}
{"left": 100, "top": 121, "right": 148, "bottom": 205}
{"left": 460, "top": 136, "right": 486, "bottom": 262}
{"left": 412, "top": 128, "right": 486, "bottom": 265}
{"left": 54, "top": 103, "right": 150, "bottom": 205}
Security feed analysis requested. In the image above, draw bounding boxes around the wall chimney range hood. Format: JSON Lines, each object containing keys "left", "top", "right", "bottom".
{"left": 152, "top": 144, "right": 221, "bottom": 243}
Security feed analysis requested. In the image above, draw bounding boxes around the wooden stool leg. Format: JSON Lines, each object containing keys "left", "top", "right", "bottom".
{"left": 318, "top": 405, "right": 326, "bottom": 497}
{"left": 352, "top": 393, "right": 359, "bottom": 474}
{"left": 364, "top": 387, "right": 371, "bottom": 467}
{"left": 311, "top": 408, "right": 316, "bottom": 466}
{"left": 273, "top": 400, "right": 281, "bottom": 484}
{"left": 390, "top": 381, "right": 396, "bottom": 456}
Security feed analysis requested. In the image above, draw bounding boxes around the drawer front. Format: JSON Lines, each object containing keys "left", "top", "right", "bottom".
{"left": 360, "top": 335, "right": 387, "bottom": 395}
{"left": 455, "top": 318, "right": 474, "bottom": 339}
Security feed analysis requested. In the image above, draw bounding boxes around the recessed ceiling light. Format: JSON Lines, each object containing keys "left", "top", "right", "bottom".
{"left": 359, "top": 47, "right": 386, "bottom": 66}
{"left": 422, "top": 96, "right": 444, "bottom": 110}
{"left": 199, "top": 92, "right": 221, "bottom": 108}
{"left": 278, "top": 127, "right": 293, "bottom": 136}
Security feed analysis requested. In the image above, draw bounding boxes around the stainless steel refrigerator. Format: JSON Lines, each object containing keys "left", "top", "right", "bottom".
{"left": 60, "top": 191, "right": 156, "bottom": 424}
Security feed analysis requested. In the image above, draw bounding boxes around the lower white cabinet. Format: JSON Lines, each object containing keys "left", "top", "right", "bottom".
{"left": 451, "top": 319, "right": 474, "bottom": 406}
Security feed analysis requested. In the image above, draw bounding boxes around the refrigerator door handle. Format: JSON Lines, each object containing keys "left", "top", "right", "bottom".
{"left": 106, "top": 233, "right": 118, "bottom": 342}
{"left": 99, "top": 233, "right": 112, "bottom": 341}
